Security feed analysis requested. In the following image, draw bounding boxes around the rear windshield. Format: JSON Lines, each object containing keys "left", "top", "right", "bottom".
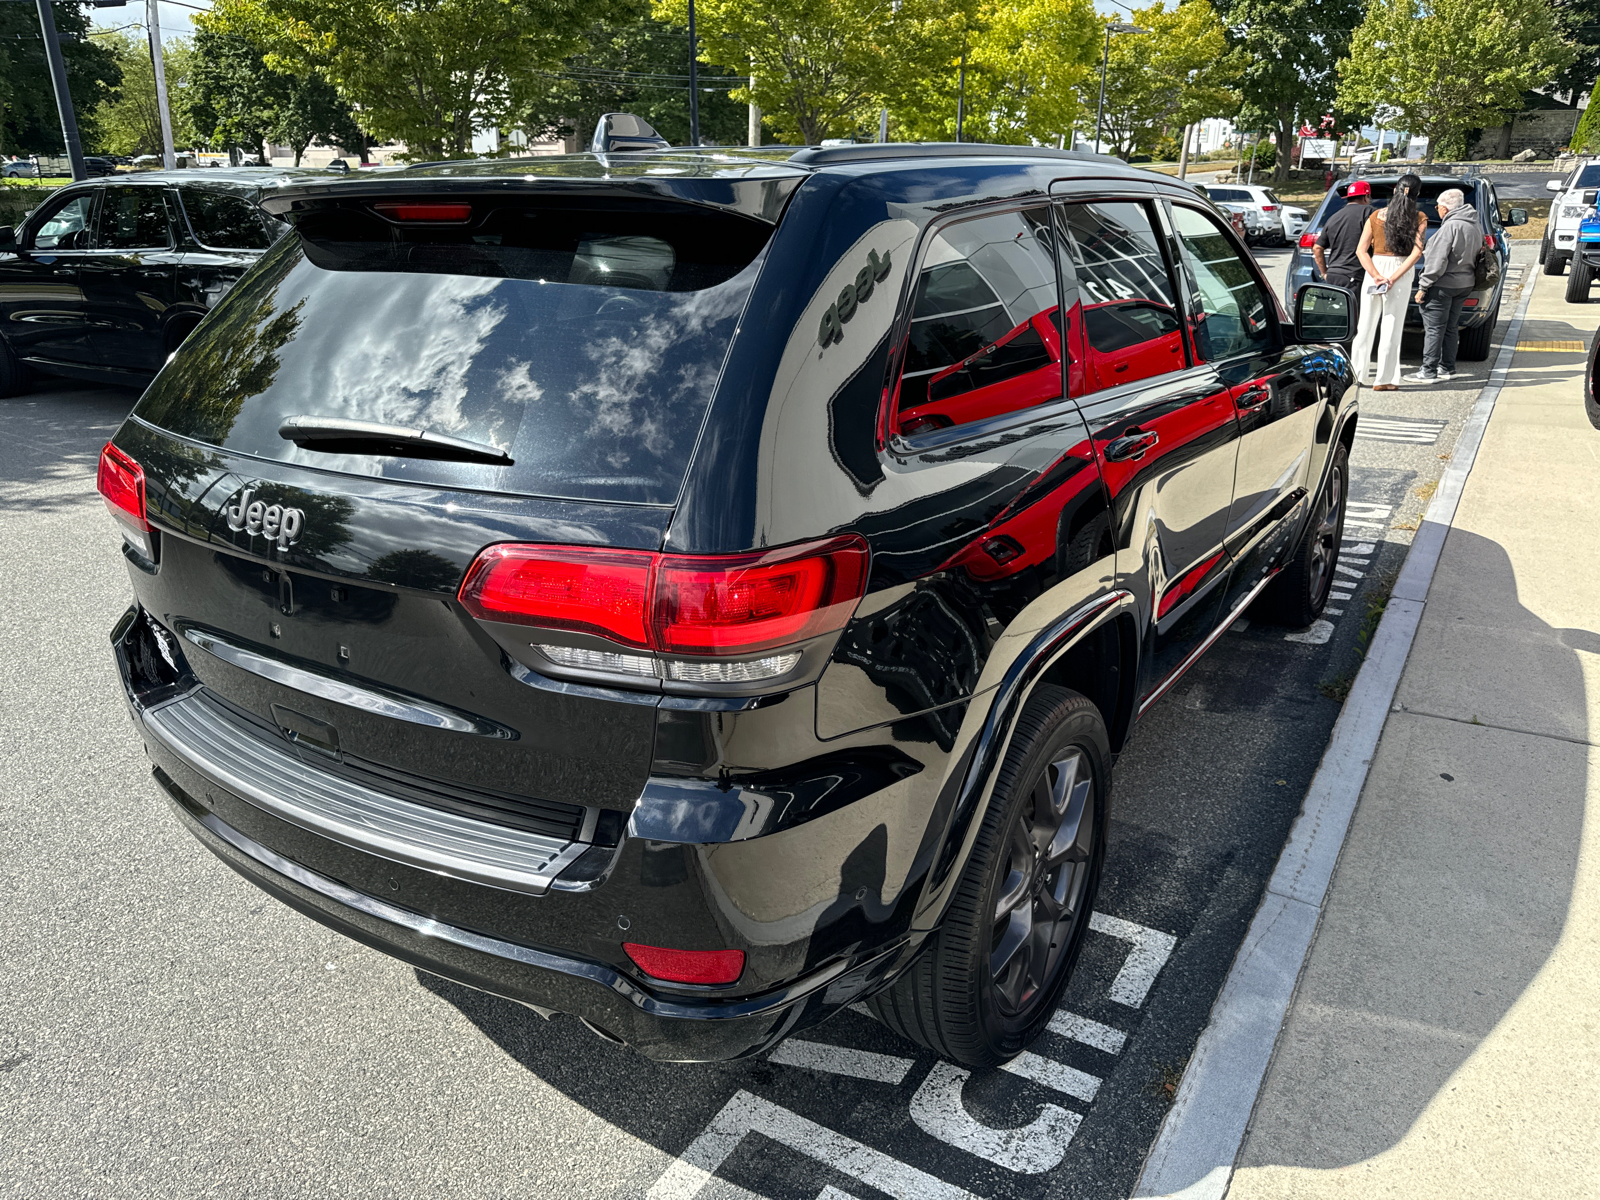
{"left": 132, "top": 197, "right": 771, "bottom": 504}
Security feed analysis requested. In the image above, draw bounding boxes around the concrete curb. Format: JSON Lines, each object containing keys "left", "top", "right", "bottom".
{"left": 1129, "top": 271, "right": 1541, "bottom": 1200}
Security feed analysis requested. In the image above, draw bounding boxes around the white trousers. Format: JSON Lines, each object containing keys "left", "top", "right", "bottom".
{"left": 1352, "top": 254, "right": 1409, "bottom": 386}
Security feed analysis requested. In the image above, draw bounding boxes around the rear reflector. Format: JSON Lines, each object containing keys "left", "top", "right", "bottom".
{"left": 1299, "top": 233, "right": 1317, "bottom": 248}
{"left": 373, "top": 202, "right": 473, "bottom": 223}
{"left": 623, "top": 943, "right": 745, "bottom": 985}
{"left": 1462, "top": 297, "right": 1479, "bottom": 306}
{"left": 460, "top": 536, "right": 869, "bottom": 661}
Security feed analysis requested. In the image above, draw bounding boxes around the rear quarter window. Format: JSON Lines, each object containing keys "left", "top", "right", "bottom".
{"left": 132, "top": 196, "right": 772, "bottom": 504}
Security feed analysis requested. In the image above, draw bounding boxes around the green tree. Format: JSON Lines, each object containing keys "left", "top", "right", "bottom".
{"left": 518, "top": 12, "right": 750, "bottom": 147}
{"left": 654, "top": 0, "right": 975, "bottom": 145}
{"left": 1571, "top": 76, "right": 1600, "bottom": 149}
{"left": 889, "top": 0, "right": 1099, "bottom": 145}
{"left": 91, "top": 31, "right": 200, "bottom": 156}
{"left": 188, "top": 25, "right": 285, "bottom": 160}
{"left": 273, "top": 72, "right": 366, "bottom": 163}
{"left": 1097, "top": 1, "right": 1243, "bottom": 159}
{"left": 1338, "top": 0, "right": 1575, "bottom": 163}
{"left": 209, "top": 0, "right": 606, "bottom": 160}
{"left": 1549, "top": 0, "right": 1600, "bottom": 103}
{"left": 0, "top": 2, "right": 121, "bottom": 156}
{"left": 1220, "top": 0, "right": 1364, "bottom": 183}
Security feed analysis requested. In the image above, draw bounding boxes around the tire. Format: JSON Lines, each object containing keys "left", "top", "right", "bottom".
{"left": 1539, "top": 235, "right": 1548, "bottom": 265}
{"left": 869, "top": 685, "right": 1110, "bottom": 1067}
{"left": 1566, "top": 255, "right": 1593, "bottom": 302}
{"left": 0, "top": 336, "right": 23, "bottom": 399}
{"left": 1254, "top": 441, "right": 1348, "bottom": 627}
{"left": 1586, "top": 339, "right": 1600, "bottom": 431}
{"left": 1457, "top": 304, "right": 1496, "bottom": 362}
{"left": 1544, "top": 251, "right": 1567, "bottom": 277}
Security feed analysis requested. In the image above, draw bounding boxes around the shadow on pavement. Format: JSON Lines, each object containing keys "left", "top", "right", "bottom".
{"left": 0, "top": 380, "right": 141, "bottom": 513}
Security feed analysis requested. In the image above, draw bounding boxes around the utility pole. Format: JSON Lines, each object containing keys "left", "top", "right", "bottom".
{"left": 955, "top": 48, "right": 966, "bottom": 143}
{"left": 147, "top": 0, "right": 176, "bottom": 168}
{"left": 748, "top": 74, "right": 761, "bottom": 147}
{"left": 1094, "top": 23, "right": 1150, "bottom": 155}
{"left": 36, "top": 0, "right": 88, "bottom": 181}
{"left": 686, "top": 0, "right": 700, "bottom": 147}
{"left": 1178, "top": 122, "right": 1191, "bottom": 178}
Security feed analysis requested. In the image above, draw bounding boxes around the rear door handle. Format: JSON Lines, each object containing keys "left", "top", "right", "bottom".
{"left": 1105, "top": 429, "right": 1159, "bottom": 462}
{"left": 1235, "top": 386, "right": 1270, "bottom": 409}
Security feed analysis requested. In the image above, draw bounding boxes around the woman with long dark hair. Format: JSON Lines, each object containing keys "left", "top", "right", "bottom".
{"left": 1352, "top": 173, "right": 1427, "bottom": 390}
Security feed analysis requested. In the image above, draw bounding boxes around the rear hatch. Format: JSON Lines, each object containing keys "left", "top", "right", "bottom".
{"left": 111, "top": 165, "right": 804, "bottom": 847}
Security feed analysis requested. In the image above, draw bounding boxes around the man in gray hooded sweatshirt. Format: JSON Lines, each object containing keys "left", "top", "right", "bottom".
{"left": 1407, "top": 188, "right": 1479, "bottom": 383}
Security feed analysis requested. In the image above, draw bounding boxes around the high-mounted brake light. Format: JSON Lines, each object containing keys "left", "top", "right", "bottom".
{"left": 623, "top": 943, "right": 745, "bottom": 985}
{"left": 97, "top": 443, "right": 153, "bottom": 557}
{"left": 1299, "top": 232, "right": 1317, "bottom": 249}
{"left": 373, "top": 202, "right": 473, "bottom": 223}
{"left": 458, "top": 536, "right": 870, "bottom": 684}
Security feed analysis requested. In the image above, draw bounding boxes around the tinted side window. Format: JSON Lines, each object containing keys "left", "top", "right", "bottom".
{"left": 1058, "top": 200, "right": 1186, "bottom": 395}
{"left": 1171, "top": 204, "right": 1277, "bottom": 362}
{"left": 894, "top": 207, "right": 1062, "bottom": 433}
{"left": 32, "top": 194, "right": 94, "bottom": 250}
{"left": 96, "top": 187, "right": 172, "bottom": 250}
{"left": 182, "top": 189, "right": 272, "bottom": 249}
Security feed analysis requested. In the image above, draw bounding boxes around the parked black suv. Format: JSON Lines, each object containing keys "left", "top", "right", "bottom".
{"left": 0, "top": 170, "right": 293, "bottom": 396}
{"left": 101, "top": 143, "right": 1357, "bottom": 1065}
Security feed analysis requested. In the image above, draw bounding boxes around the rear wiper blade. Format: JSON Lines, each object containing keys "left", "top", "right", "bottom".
{"left": 277, "top": 416, "right": 513, "bottom": 466}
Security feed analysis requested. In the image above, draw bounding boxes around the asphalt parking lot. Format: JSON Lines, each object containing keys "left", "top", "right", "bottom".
{"left": 0, "top": 241, "right": 1539, "bottom": 1199}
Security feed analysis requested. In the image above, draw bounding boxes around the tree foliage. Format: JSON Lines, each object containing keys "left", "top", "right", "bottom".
{"left": 0, "top": 2, "right": 121, "bottom": 156}
{"left": 888, "top": 0, "right": 1099, "bottom": 145}
{"left": 1096, "top": 1, "right": 1243, "bottom": 158}
{"left": 207, "top": 0, "right": 607, "bottom": 159}
{"left": 1220, "top": 0, "right": 1363, "bottom": 183}
{"left": 90, "top": 31, "right": 199, "bottom": 156}
{"left": 1575, "top": 76, "right": 1600, "bottom": 148}
{"left": 517, "top": 12, "right": 750, "bottom": 147}
{"left": 654, "top": 0, "right": 975, "bottom": 145}
{"left": 1338, "top": 0, "right": 1575, "bottom": 163}
{"left": 1549, "top": 0, "right": 1600, "bottom": 102}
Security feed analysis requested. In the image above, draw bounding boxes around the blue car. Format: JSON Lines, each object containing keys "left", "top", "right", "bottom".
{"left": 1567, "top": 208, "right": 1600, "bottom": 303}
{"left": 1285, "top": 170, "right": 1526, "bottom": 361}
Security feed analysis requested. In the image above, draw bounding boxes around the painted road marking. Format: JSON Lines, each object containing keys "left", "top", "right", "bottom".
{"left": 1343, "top": 542, "right": 1377, "bottom": 555}
{"left": 1284, "top": 619, "right": 1334, "bottom": 645}
{"left": 910, "top": 1061, "right": 1081, "bottom": 1174}
{"left": 1353, "top": 417, "right": 1448, "bottom": 445}
{"left": 1088, "top": 912, "right": 1178, "bottom": 1007}
{"left": 1047, "top": 1009, "right": 1128, "bottom": 1054}
{"left": 768, "top": 1039, "right": 915, "bottom": 1084}
{"left": 1000, "top": 1050, "right": 1103, "bottom": 1101}
{"left": 1345, "top": 502, "right": 1393, "bottom": 519}
{"left": 647, "top": 1090, "right": 979, "bottom": 1200}
{"left": 1334, "top": 564, "right": 1365, "bottom": 579}
{"left": 1516, "top": 339, "right": 1584, "bottom": 351}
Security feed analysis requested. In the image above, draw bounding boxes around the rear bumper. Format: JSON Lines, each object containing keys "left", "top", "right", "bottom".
{"left": 153, "top": 766, "right": 904, "bottom": 1060}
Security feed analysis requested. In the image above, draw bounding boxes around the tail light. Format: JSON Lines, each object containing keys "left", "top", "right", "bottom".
{"left": 373, "top": 202, "right": 473, "bottom": 223}
{"left": 1260, "top": 205, "right": 1277, "bottom": 212}
{"left": 623, "top": 943, "right": 745, "bottom": 985}
{"left": 1299, "top": 233, "right": 1317, "bottom": 248}
{"left": 97, "top": 442, "right": 153, "bottom": 558}
{"left": 1484, "top": 234, "right": 1495, "bottom": 249}
{"left": 459, "top": 535, "right": 869, "bottom": 686}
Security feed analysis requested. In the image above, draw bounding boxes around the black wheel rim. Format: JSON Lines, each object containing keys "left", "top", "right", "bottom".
{"left": 989, "top": 749, "right": 1096, "bottom": 1018}
{"left": 1307, "top": 461, "right": 1345, "bottom": 607}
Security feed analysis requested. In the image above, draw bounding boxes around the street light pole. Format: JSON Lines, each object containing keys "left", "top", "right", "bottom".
{"left": 686, "top": 0, "right": 700, "bottom": 147}
{"left": 147, "top": 0, "right": 176, "bottom": 169}
{"left": 35, "top": 0, "right": 87, "bottom": 181}
{"left": 955, "top": 47, "right": 966, "bottom": 143}
{"left": 1093, "top": 22, "right": 1150, "bottom": 155}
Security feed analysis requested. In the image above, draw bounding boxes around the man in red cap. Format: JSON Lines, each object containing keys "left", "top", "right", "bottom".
{"left": 1313, "top": 179, "right": 1372, "bottom": 298}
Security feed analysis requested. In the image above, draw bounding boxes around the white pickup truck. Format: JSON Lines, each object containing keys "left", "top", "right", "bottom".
{"left": 1542, "top": 158, "right": 1600, "bottom": 277}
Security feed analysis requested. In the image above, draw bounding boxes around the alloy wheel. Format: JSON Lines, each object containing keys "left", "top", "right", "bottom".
{"left": 989, "top": 748, "right": 1096, "bottom": 1017}
{"left": 1307, "top": 461, "right": 1345, "bottom": 607}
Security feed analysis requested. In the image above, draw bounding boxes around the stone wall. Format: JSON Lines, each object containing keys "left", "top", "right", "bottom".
{"left": 1471, "top": 108, "right": 1582, "bottom": 159}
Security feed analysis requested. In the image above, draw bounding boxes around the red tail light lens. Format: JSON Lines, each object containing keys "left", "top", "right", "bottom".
{"left": 623, "top": 943, "right": 745, "bottom": 985}
{"left": 458, "top": 536, "right": 870, "bottom": 661}
{"left": 1299, "top": 233, "right": 1317, "bottom": 248}
{"left": 374, "top": 202, "right": 473, "bottom": 223}
{"left": 96, "top": 442, "right": 149, "bottom": 531}
{"left": 1260, "top": 204, "right": 1277, "bottom": 212}
{"left": 1484, "top": 234, "right": 1495, "bottom": 249}
{"left": 458, "top": 545, "right": 654, "bottom": 646}
{"left": 654, "top": 537, "right": 869, "bottom": 654}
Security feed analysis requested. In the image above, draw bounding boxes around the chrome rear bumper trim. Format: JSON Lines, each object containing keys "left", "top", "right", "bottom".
{"left": 144, "top": 690, "right": 583, "bottom": 895}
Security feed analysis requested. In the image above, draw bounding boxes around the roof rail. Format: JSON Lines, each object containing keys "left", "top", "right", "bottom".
{"left": 786, "top": 141, "right": 1122, "bottom": 167}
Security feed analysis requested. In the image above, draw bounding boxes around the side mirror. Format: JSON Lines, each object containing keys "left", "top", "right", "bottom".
{"left": 1295, "top": 282, "right": 1352, "bottom": 343}
{"left": 0, "top": 226, "right": 15, "bottom": 252}
{"left": 1507, "top": 207, "right": 1529, "bottom": 226}
{"left": 1548, "top": 179, "right": 1565, "bottom": 192}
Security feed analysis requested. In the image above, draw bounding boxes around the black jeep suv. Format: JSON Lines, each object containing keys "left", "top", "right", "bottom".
{"left": 101, "top": 143, "right": 1356, "bottom": 1065}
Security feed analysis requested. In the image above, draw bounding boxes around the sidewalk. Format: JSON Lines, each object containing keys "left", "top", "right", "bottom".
{"left": 1224, "top": 264, "right": 1600, "bottom": 1192}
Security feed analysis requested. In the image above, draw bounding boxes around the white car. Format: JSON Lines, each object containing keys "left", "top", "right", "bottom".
{"left": 1542, "top": 159, "right": 1600, "bottom": 277}
{"left": 1283, "top": 206, "right": 1310, "bottom": 239}
{"left": 1196, "top": 183, "right": 1287, "bottom": 243}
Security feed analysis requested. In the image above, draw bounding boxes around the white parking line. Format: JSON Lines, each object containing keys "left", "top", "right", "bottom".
{"left": 768, "top": 1040, "right": 915, "bottom": 1084}
{"left": 1353, "top": 417, "right": 1448, "bottom": 444}
{"left": 1088, "top": 912, "right": 1178, "bottom": 1007}
{"left": 648, "top": 1091, "right": 979, "bottom": 1200}
{"left": 1283, "top": 619, "right": 1334, "bottom": 645}
{"left": 1342, "top": 542, "right": 1377, "bottom": 555}
{"left": 1047, "top": 1009, "right": 1127, "bottom": 1054}
{"left": 910, "top": 1062, "right": 1081, "bottom": 1174}
{"left": 1333, "top": 564, "right": 1365, "bottom": 579}
{"left": 999, "top": 1050, "right": 1102, "bottom": 1102}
